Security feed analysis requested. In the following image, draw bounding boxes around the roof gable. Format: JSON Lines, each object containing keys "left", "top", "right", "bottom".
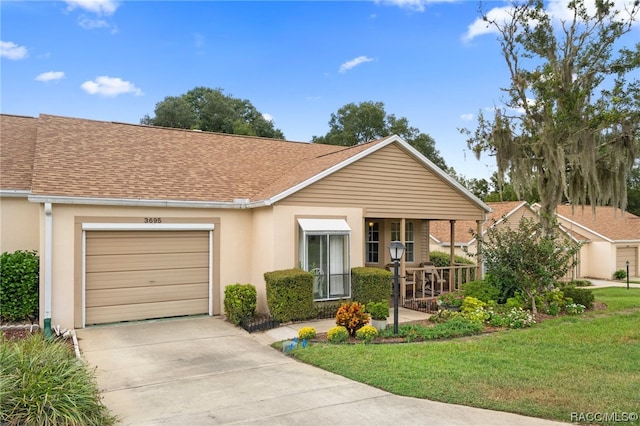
{"left": 554, "top": 205, "right": 640, "bottom": 242}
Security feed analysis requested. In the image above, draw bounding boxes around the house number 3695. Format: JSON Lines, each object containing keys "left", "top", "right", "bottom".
{"left": 144, "top": 218, "right": 162, "bottom": 223}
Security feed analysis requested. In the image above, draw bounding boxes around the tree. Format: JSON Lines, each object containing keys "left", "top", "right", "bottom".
{"left": 313, "top": 101, "right": 448, "bottom": 170}
{"left": 462, "top": 0, "right": 640, "bottom": 230}
{"left": 477, "top": 217, "right": 581, "bottom": 314}
{"left": 141, "top": 87, "right": 285, "bottom": 139}
{"left": 627, "top": 161, "right": 640, "bottom": 215}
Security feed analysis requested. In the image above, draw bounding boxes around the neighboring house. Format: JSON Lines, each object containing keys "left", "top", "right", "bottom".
{"left": 429, "top": 199, "right": 640, "bottom": 281}
{"left": 553, "top": 205, "right": 640, "bottom": 279}
{"left": 0, "top": 113, "right": 491, "bottom": 330}
{"left": 429, "top": 201, "right": 540, "bottom": 259}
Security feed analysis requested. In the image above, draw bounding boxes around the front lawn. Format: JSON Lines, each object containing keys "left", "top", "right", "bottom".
{"left": 291, "top": 288, "right": 640, "bottom": 424}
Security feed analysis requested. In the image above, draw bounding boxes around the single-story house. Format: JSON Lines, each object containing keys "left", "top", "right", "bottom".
{"left": 430, "top": 199, "right": 640, "bottom": 280}
{"left": 553, "top": 205, "right": 640, "bottom": 279}
{"left": 0, "top": 113, "right": 491, "bottom": 330}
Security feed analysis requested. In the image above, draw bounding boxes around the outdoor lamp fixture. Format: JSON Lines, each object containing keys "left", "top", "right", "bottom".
{"left": 389, "top": 241, "right": 405, "bottom": 334}
{"left": 627, "top": 260, "right": 630, "bottom": 290}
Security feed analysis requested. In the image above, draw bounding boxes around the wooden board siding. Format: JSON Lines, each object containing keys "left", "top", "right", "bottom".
{"left": 278, "top": 144, "right": 484, "bottom": 221}
{"left": 616, "top": 247, "right": 637, "bottom": 276}
{"left": 85, "top": 231, "right": 209, "bottom": 325}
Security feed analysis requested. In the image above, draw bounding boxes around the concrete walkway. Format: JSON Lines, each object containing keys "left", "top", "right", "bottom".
{"left": 77, "top": 314, "right": 567, "bottom": 426}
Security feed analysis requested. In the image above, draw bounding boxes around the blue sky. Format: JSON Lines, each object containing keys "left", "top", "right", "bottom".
{"left": 2, "top": 0, "right": 638, "bottom": 180}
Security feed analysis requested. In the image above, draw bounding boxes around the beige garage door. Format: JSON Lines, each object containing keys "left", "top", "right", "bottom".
{"left": 85, "top": 230, "right": 210, "bottom": 325}
{"left": 616, "top": 247, "right": 637, "bottom": 277}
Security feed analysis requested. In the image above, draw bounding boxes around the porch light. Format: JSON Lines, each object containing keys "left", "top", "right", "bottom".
{"left": 389, "top": 241, "right": 405, "bottom": 334}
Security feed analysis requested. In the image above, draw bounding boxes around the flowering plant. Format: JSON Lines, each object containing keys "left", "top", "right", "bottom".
{"left": 565, "top": 303, "right": 585, "bottom": 315}
{"left": 355, "top": 325, "right": 378, "bottom": 344}
{"left": 438, "top": 291, "right": 465, "bottom": 308}
{"left": 298, "top": 327, "right": 317, "bottom": 340}
{"left": 327, "top": 326, "right": 349, "bottom": 344}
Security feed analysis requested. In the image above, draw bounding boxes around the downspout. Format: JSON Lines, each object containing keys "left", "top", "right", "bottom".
{"left": 44, "top": 203, "right": 53, "bottom": 338}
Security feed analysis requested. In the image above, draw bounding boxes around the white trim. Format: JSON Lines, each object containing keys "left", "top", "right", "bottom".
{"left": 555, "top": 214, "right": 613, "bottom": 243}
{"left": 44, "top": 203, "right": 53, "bottom": 321}
{"left": 82, "top": 223, "right": 215, "bottom": 231}
{"left": 208, "top": 230, "right": 213, "bottom": 316}
{"left": 29, "top": 195, "right": 248, "bottom": 209}
{"left": 81, "top": 231, "right": 87, "bottom": 328}
{"left": 0, "top": 189, "right": 30, "bottom": 197}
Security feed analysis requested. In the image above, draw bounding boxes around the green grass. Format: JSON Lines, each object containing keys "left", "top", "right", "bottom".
{"left": 292, "top": 288, "right": 640, "bottom": 424}
{"left": 0, "top": 333, "right": 117, "bottom": 426}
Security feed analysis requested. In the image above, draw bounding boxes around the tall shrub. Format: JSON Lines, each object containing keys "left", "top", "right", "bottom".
{"left": 223, "top": 284, "right": 257, "bottom": 325}
{"left": 0, "top": 250, "right": 39, "bottom": 322}
{"left": 351, "top": 267, "right": 391, "bottom": 305}
{"left": 264, "top": 269, "right": 315, "bottom": 322}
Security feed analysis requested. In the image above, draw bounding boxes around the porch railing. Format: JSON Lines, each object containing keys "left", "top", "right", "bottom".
{"left": 402, "top": 263, "right": 478, "bottom": 303}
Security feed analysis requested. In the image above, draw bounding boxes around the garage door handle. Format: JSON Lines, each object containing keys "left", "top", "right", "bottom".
{"left": 149, "top": 280, "right": 155, "bottom": 283}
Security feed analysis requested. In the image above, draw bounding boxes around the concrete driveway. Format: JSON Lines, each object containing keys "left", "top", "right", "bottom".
{"left": 76, "top": 316, "right": 566, "bottom": 426}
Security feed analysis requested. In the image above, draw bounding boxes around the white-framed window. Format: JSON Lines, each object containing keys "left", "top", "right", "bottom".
{"left": 366, "top": 221, "right": 379, "bottom": 263}
{"left": 298, "top": 219, "right": 351, "bottom": 301}
{"left": 391, "top": 221, "right": 414, "bottom": 262}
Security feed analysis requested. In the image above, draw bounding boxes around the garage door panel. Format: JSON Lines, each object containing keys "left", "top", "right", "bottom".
{"left": 86, "top": 299, "right": 209, "bottom": 325}
{"left": 85, "top": 230, "right": 211, "bottom": 325}
{"left": 87, "top": 233, "right": 209, "bottom": 255}
{"left": 86, "top": 267, "right": 209, "bottom": 290}
{"left": 617, "top": 247, "right": 637, "bottom": 275}
{"left": 86, "top": 252, "right": 209, "bottom": 273}
{"left": 86, "top": 283, "right": 209, "bottom": 308}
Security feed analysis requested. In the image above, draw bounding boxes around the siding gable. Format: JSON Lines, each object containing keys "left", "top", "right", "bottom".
{"left": 278, "top": 143, "right": 484, "bottom": 221}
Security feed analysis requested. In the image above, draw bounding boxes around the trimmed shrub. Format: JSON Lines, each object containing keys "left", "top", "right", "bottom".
{"left": 351, "top": 267, "right": 392, "bottom": 306}
{"left": 223, "top": 284, "right": 257, "bottom": 325}
{"left": 613, "top": 269, "right": 627, "bottom": 280}
{"left": 335, "top": 301, "right": 370, "bottom": 335}
{"left": 327, "top": 326, "right": 349, "bottom": 344}
{"left": 0, "top": 250, "right": 39, "bottom": 322}
{"left": 265, "top": 269, "right": 315, "bottom": 322}
{"left": 0, "top": 333, "right": 117, "bottom": 425}
{"left": 561, "top": 287, "right": 594, "bottom": 310}
{"left": 462, "top": 279, "right": 500, "bottom": 303}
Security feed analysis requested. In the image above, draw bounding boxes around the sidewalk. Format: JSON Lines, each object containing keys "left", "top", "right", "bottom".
{"left": 252, "top": 307, "right": 430, "bottom": 346}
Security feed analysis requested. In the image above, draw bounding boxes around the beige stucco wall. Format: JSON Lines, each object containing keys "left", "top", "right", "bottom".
{"left": 580, "top": 241, "right": 615, "bottom": 279}
{"left": 39, "top": 203, "right": 253, "bottom": 329}
{"left": 0, "top": 196, "right": 40, "bottom": 253}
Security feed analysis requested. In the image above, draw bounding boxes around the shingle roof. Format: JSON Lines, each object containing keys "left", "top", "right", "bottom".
{"left": 555, "top": 205, "right": 640, "bottom": 242}
{"left": 24, "top": 114, "right": 385, "bottom": 202}
{"left": 0, "top": 114, "right": 38, "bottom": 191}
{"left": 430, "top": 201, "right": 529, "bottom": 244}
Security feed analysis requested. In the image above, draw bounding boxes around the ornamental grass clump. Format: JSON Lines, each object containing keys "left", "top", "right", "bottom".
{"left": 0, "top": 333, "right": 117, "bottom": 425}
{"left": 298, "top": 327, "right": 317, "bottom": 340}
{"left": 335, "top": 301, "right": 370, "bottom": 336}
{"left": 355, "top": 325, "right": 378, "bottom": 344}
{"left": 327, "top": 326, "right": 349, "bottom": 344}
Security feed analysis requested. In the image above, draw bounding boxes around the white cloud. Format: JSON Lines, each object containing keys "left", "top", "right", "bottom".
{"left": 81, "top": 76, "right": 143, "bottom": 97}
{"left": 65, "top": 0, "right": 119, "bottom": 16}
{"left": 380, "top": 0, "right": 426, "bottom": 12}
{"left": 262, "top": 113, "right": 273, "bottom": 122}
{"left": 339, "top": 56, "right": 374, "bottom": 73}
{"left": 460, "top": 113, "right": 474, "bottom": 121}
{"left": 463, "top": 0, "right": 639, "bottom": 41}
{"left": 0, "top": 41, "right": 28, "bottom": 60}
{"left": 35, "top": 71, "right": 65, "bottom": 82}
{"left": 462, "top": 6, "right": 513, "bottom": 42}
{"left": 78, "top": 16, "right": 109, "bottom": 29}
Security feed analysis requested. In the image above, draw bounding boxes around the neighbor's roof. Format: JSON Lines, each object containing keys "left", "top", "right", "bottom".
{"left": 0, "top": 114, "right": 38, "bottom": 191}
{"left": 430, "top": 201, "right": 530, "bottom": 245}
{"left": 555, "top": 205, "right": 640, "bottom": 242}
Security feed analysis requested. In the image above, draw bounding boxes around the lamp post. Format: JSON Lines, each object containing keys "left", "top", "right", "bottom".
{"left": 389, "top": 241, "right": 405, "bottom": 335}
{"left": 627, "top": 260, "right": 630, "bottom": 290}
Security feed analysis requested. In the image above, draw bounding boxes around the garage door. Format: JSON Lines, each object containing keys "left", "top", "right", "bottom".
{"left": 85, "top": 230, "right": 210, "bottom": 325}
{"left": 616, "top": 247, "right": 637, "bottom": 277}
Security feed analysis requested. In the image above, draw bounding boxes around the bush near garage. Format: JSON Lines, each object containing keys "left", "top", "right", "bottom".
{"left": 0, "top": 250, "right": 39, "bottom": 323}
{"left": 223, "top": 284, "right": 257, "bottom": 325}
{"left": 351, "top": 267, "right": 392, "bottom": 306}
{"left": 264, "top": 269, "right": 315, "bottom": 322}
